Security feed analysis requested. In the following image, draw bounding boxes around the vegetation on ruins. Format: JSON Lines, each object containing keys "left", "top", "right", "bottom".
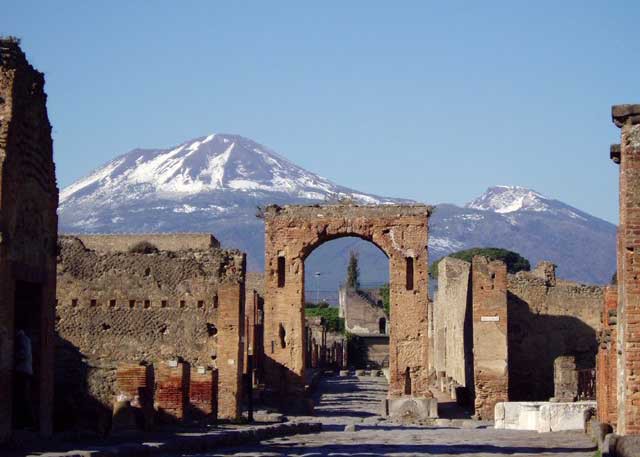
{"left": 305, "top": 303, "right": 345, "bottom": 333}
{"left": 429, "top": 247, "right": 531, "bottom": 278}
{"left": 346, "top": 250, "right": 360, "bottom": 289}
{"left": 129, "top": 240, "right": 160, "bottom": 254}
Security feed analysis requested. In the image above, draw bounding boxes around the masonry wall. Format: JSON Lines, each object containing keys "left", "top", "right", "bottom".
{"left": 55, "top": 236, "right": 245, "bottom": 432}
{"left": 507, "top": 263, "right": 602, "bottom": 401}
{"left": 471, "top": 257, "right": 508, "bottom": 421}
{"left": 597, "top": 285, "right": 618, "bottom": 427}
{"left": 432, "top": 257, "right": 472, "bottom": 388}
{"left": 0, "top": 39, "right": 59, "bottom": 441}
{"left": 263, "top": 204, "right": 432, "bottom": 408}
{"left": 75, "top": 233, "right": 219, "bottom": 252}
{"left": 339, "top": 286, "right": 388, "bottom": 335}
{"left": 612, "top": 104, "right": 640, "bottom": 435}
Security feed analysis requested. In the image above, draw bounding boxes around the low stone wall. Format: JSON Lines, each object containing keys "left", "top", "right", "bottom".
{"left": 74, "top": 233, "right": 219, "bottom": 252}
{"left": 495, "top": 401, "right": 595, "bottom": 433}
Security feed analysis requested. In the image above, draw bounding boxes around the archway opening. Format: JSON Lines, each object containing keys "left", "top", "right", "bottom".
{"left": 304, "top": 236, "right": 389, "bottom": 370}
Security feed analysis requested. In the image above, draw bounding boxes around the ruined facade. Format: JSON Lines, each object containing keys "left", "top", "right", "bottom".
{"left": 263, "top": 204, "right": 432, "bottom": 409}
{"left": 338, "top": 286, "right": 389, "bottom": 368}
{"left": 471, "top": 257, "right": 509, "bottom": 420}
{"left": 606, "top": 104, "right": 640, "bottom": 435}
{"left": 0, "top": 39, "right": 59, "bottom": 441}
{"left": 507, "top": 263, "right": 601, "bottom": 400}
{"left": 55, "top": 235, "right": 245, "bottom": 432}
{"left": 432, "top": 258, "right": 602, "bottom": 419}
{"left": 596, "top": 285, "right": 617, "bottom": 427}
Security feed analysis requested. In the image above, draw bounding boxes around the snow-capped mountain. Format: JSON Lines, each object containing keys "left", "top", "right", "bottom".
{"left": 60, "top": 133, "right": 398, "bottom": 211}
{"left": 58, "top": 134, "right": 616, "bottom": 288}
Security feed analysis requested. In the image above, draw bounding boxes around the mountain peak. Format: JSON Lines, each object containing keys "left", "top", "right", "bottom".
{"left": 465, "top": 186, "right": 550, "bottom": 214}
{"left": 60, "top": 132, "right": 404, "bottom": 212}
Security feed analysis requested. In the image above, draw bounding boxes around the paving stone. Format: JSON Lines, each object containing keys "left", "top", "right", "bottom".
{"left": 185, "top": 376, "right": 597, "bottom": 457}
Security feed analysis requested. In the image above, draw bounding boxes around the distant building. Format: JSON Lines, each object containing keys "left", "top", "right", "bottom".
{"left": 338, "top": 285, "right": 389, "bottom": 368}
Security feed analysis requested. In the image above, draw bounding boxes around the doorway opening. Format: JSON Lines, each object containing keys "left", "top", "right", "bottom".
{"left": 12, "top": 280, "right": 43, "bottom": 431}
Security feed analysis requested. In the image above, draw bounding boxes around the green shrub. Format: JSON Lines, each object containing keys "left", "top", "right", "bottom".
{"left": 429, "top": 247, "right": 530, "bottom": 278}
{"left": 305, "top": 306, "right": 345, "bottom": 333}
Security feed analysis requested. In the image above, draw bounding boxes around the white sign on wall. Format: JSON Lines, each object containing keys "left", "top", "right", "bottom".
{"left": 480, "top": 316, "right": 500, "bottom": 322}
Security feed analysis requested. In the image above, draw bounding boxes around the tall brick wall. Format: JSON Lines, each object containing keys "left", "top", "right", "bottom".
{"left": 55, "top": 236, "right": 245, "bottom": 431}
{"left": 597, "top": 285, "right": 618, "bottom": 427}
{"left": 75, "top": 233, "right": 219, "bottom": 253}
{"left": 263, "top": 204, "right": 432, "bottom": 408}
{"left": 0, "top": 38, "right": 58, "bottom": 441}
{"left": 507, "top": 264, "right": 602, "bottom": 401}
{"left": 471, "top": 256, "right": 508, "bottom": 420}
{"left": 612, "top": 104, "right": 640, "bottom": 435}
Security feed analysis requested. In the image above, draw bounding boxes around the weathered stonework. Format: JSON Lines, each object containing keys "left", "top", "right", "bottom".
{"left": 432, "top": 257, "right": 602, "bottom": 416}
{"left": 611, "top": 104, "right": 640, "bottom": 435}
{"left": 507, "top": 264, "right": 602, "bottom": 401}
{"left": 0, "top": 38, "right": 59, "bottom": 442}
{"left": 263, "top": 204, "right": 432, "bottom": 409}
{"left": 55, "top": 235, "right": 245, "bottom": 431}
{"left": 432, "top": 257, "right": 472, "bottom": 389}
{"left": 596, "top": 285, "right": 617, "bottom": 427}
{"left": 471, "top": 256, "right": 509, "bottom": 420}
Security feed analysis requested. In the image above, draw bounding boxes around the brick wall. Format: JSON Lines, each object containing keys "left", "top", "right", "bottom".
{"left": 471, "top": 256, "right": 508, "bottom": 420}
{"left": 189, "top": 368, "right": 217, "bottom": 418}
{"left": 263, "top": 204, "right": 432, "bottom": 410}
{"left": 597, "top": 286, "right": 617, "bottom": 426}
{"left": 155, "top": 362, "right": 186, "bottom": 422}
{"left": 507, "top": 264, "right": 602, "bottom": 401}
{"left": 612, "top": 104, "right": 640, "bottom": 435}
{"left": 0, "top": 38, "right": 58, "bottom": 442}
{"left": 55, "top": 236, "right": 245, "bottom": 430}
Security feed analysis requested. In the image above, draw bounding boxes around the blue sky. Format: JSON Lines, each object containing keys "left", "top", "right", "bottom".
{"left": 3, "top": 1, "right": 636, "bottom": 223}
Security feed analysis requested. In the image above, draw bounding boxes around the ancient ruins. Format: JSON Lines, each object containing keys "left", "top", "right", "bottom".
{"left": 4, "top": 36, "right": 640, "bottom": 457}
{"left": 0, "top": 38, "right": 59, "bottom": 442}
{"left": 263, "top": 204, "right": 434, "bottom": 417}
{"left": 55, "top": 234, "right": 247, "bottom": 430}
{"left": 431, "top": 257, "right": 602, "bottom": 420}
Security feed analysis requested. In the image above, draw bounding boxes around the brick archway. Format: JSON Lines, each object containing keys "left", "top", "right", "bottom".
{"left": 263, "top": 204, "right": 433, "bottom": 411}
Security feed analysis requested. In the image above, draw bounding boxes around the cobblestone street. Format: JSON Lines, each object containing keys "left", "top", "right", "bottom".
{"left": 186, "top": 375, "right": 597, "bottom": 457}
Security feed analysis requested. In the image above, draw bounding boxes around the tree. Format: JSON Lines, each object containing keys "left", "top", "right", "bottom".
{"left": 429, "top": 247, "right": 531, "bottom": 278}
{"left": 379, "top": 283, "right": 390, "bottom": 317}
{"left": 346, "top": 250, "right": 360, "bottom": 290}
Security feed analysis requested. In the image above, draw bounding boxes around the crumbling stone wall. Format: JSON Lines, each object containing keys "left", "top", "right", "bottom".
{"left": 0, "top": 38, "right": 59, "bottom": 441}
{"left": 55, "top": 236, "right": 245, "bottom": 431}
{"left": 597, "top": 285, "right": 618, "bottom": 427}
{"left": 432, "top": 257, "right": 472, "bottom": 388}
{"left": 339, "top": 286, "right": 388, "bottom": 335}
{"left": 611, "top": 104, "right": 640, "bottom": 435}
{"left": 471, "top": 256, "right": 509, "bottom": 420}
{"left": 263, "top": 204, "right": 432, "bottom": 408}
{"left": 76, "top": 233, "right": 219, "bottom": 253}
{"left": 507, "top": 263, "right": 601, "bottom": 401}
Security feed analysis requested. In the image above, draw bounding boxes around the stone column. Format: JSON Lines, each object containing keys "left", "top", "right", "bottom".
{"left": 471, "top": 256, "right": 508, "bottom": 420}
{"left": 216, "top": 280, "right": 245, "bottom": 420}
{"left": 612, "top": 105, "right": 640, "bottom": 435}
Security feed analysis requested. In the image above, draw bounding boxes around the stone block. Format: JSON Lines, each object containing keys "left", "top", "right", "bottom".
{"left": 383, "top": 397, "right": 438, "bottom": 421}
{"left": 537, "top": 401, "right": 595, "bottom": 433}
{"left": 339, "top": 370, "right": 349, "bottom": 377}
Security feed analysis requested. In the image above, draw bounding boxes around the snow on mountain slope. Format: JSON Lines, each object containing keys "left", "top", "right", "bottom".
{"left": 58, "top": 134, "right": 616, "bottom": 286}
{"left": 60, "top": 133, "right": 396, "bottom": 210}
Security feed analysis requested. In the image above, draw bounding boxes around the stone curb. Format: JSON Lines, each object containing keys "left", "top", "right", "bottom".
{"left": 27, "top": 422, "right": 322, "bottom": 457}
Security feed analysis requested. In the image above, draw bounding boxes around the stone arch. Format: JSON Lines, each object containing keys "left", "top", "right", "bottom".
{"left": 263, "top": 203, "right": 433, "bottom": 410}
